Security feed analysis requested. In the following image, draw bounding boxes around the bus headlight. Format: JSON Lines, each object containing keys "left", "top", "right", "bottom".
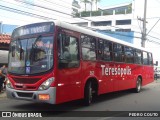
{"left": 38, "top": 77, "right": 54, "bottom": 91}
{"left": 6, "top": 79, "right": 14, "bottom": 89}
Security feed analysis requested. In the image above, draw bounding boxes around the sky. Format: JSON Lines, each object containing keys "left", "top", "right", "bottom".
{"left": 1, "top": 0, "right": 160, "bottom": 63}
{"left": 99, "top": 0, "right": 132, "bottom": 7}
{"left": 0, "top": 0, "right": 133, "bottom": 25}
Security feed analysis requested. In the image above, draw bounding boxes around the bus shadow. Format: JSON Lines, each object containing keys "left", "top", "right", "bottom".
{"left": 94, "top": 87, "right": 150, "bottom": 104}
{"left": 11, "top": 88, "right": 151, "bottom": 116}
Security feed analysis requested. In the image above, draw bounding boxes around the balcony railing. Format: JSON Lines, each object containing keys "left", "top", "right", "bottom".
{"left": 73, "top": 9, "right": 132, "bottom": 18}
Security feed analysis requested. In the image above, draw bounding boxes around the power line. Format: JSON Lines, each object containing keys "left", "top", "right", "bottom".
{"left": 0, "top": 2, "right": 150, "bottom": 40}
{"left": 0, "top": 1, "right": 141, "bottom": 40}
{"left": 14, "top": 0, "right": 94, "bottom": 23}
{"left": 147, "top": 18, "right": 160, "bottom": 35}
{"left": 1, "top": 0, "right": 160, "bottom": 46}
{"left": 147, "top": 39, "right": 160, "bottom": 45}
{"left": 1, "top": 0, "right": 78, "bottom": 22}
{"left": 15, "top": 0, "right": 74, "bottom": 17}
{"left": 50, "top": 0, "right": 80, "bottom": 9}
{"left": 0, "top": 4, "right": 54, "bottom": 20}
{"left": 42, "top": 0, "right": 73, "bottom": 11}
{"left": 13, "top": 0, "right": 160, "bottom": 35}
{"left": 0, "top": 1, "right": 158, "bottom": 40}
{"left": 0, "top": 14, "right": 31, "bottom": 23}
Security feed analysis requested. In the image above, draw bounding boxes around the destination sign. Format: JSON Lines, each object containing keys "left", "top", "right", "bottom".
{"left": 12, "top": 22, "right": 54, "bottom": 38}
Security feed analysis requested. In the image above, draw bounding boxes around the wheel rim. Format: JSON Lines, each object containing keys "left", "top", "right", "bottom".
{"left": 88, "top": 83, "right": 92, "bottom": 104}
{"left": 137, "top": 79, "right": 141, "bottom": 92}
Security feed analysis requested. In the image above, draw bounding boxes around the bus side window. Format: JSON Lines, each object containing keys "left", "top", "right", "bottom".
{"left": 113, "top": 43, "right": 124, "bottom": 62}
{"left": 104, "top": 41, "right": 112, "bottom": 61}
{"left": 148, "top": 53, "right": 153, "bottom": 65}
{"left": 97, "top": 39, "right": 104, "bottom": 60}
{"left": 81, "top": 34, "right": 96, "bottom": 61}
{"left": 143, "top": 51, "right": 149, "bottom": 65}
{"left": 134, "top": 50, "right": 142, "bottom": 64}
{"left": 58, "top": 33, "right": 79, "bottom": 68}
{"left": 124, "top": 47, "right": 134, "bottom": 63}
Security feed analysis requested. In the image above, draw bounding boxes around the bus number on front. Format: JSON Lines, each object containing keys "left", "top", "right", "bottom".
{"left": 90, "top": 71, "right": 94, "bottom": 76}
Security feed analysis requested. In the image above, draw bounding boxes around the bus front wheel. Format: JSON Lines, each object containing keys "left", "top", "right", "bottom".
{"left": 134, "top": 77, "right": 142, "bottom": 93}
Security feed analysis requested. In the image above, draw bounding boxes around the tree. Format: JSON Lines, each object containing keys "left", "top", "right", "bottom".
{"left": 80, "top": 0, "right": 90, "bottom": 11}
{"left": 90, "top": 0, "right": 94, "bottom": 12}
{"left": 95, "top": 0, "right": 101, "bottom": 10}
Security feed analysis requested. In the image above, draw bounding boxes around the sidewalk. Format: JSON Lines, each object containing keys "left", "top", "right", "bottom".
{"left": 0, "top": 91, "right": 6, "bottom": 98}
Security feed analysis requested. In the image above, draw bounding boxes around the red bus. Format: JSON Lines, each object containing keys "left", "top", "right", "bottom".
{"left": 6, "top": 21, "right": 155, "bottom": 105}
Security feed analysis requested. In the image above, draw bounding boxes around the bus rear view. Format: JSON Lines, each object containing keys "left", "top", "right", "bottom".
{"left": 6, "top": 22, "right": 56, "bottom": 104}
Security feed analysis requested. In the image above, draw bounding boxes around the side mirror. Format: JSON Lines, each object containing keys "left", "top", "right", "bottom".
{"left": 154, "top": 61, "right": 158, "bottom": 66}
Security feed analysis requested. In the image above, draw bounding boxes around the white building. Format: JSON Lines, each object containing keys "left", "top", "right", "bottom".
{"left": 71, "top": 0, "right": 160, "bottom": 64}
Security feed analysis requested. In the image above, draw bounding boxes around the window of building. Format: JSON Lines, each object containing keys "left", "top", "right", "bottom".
{"left": 116, "top": 20, "right": 131, "bottom": 25}
{"left": 103, "top": 9, "right": 113, "bottom": 15}
{"left": 115, "top": 29, "right": 131, "bottom": 32}
{"left": 72, "top": 22, "right": 88, "bottom": 27}
{"left": 115, "top": 6, "right": 126, "bottom": 14}
{"left": 92, "top": 21, "right": 112, "bottom": 26}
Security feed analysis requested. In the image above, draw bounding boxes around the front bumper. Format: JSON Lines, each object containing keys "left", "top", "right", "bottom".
{"left": 6, "top": 87, "right": 56, "bottom": 104}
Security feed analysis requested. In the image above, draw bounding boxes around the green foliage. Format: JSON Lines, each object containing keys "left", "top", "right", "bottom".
{"left": 91, "top": 10, "right": 101, "bottom": 16}
{"left": 74, "top": 10, "right": 102, "bottom": 17}
{"left": 81, "top": 11, "right": 91, "bottom": 17}
{"left": 103, "top": 10, "right": 113, "bottom": 15}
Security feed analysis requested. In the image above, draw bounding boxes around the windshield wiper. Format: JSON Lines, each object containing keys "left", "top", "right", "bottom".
{"left": 33, "top": 35, "right": 42, "bottom": 48}
{"left": 16, "top": 38, "right": 23, "bottom": 60}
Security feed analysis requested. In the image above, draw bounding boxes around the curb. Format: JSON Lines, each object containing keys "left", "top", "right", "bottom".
{"left": 0, "top": 92, "right": 6, "bottom": 98}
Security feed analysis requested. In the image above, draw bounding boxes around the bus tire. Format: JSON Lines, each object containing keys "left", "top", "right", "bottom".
{"left": 134, "top": 77, "right": 142, "bottom": 93}
{"left": 84, "top": 81, "right": 93, "bottom": 106}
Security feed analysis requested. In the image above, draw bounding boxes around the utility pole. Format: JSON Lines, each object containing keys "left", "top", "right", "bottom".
{"left": 141, "top": 0, "right": 147, "bottom": 47}
{"left": 0, "top": 21, "right": 2, "bottom": 34}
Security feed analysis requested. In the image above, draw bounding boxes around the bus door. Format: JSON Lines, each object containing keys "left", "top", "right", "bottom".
{"left": 117, "top": 63, "right": 131, "bottom": 91}
{"left": 96, "top": 62, "right": 114, "bottom": 94}
{"left": 56, "top": 32, "right": 81, "bottom": 103}
{"left": 105, "top": 63, "right": 114, "bottom": 93}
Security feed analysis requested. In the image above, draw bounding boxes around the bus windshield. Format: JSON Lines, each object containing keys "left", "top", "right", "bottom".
{"left": 8, "top": 36, "right": 53, "bottom": 75}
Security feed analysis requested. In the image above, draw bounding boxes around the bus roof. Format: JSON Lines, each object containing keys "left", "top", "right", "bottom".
{"left": 54, "top": 20, "right": 150, "bottom": 53}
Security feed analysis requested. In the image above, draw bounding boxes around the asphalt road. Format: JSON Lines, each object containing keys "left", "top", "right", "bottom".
{"left": 1, "top": 80, "right": 160, "bottom": 120}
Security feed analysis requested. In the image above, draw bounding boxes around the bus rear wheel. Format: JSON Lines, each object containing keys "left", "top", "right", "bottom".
{"left": 84, "top": 81, "right": 93, "bottom": 106}
{"left": 134, "top": 77, "right": 142, "bottom": 93}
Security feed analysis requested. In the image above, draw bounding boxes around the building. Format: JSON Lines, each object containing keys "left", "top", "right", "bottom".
{"left": 0, "top": 22, "right": 17, "bottom": 35}
{"left": 0, "top": 22, "right": 15, "bottom": 66}
{"left": 71, "top": 0, "right": 160, "bottom": 64}
{"left": 72, "top": 2, "right": 134, "bottom": 43}
{"left": 0, "top": 34, "right": 11, "bottom": 66}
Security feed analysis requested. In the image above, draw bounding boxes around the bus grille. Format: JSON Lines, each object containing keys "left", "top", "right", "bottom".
{"left": 12, "top": 77, "right": 40, "bottom": 84}
{"left": 17, "top": 92, "right": 33, "bottom": 98}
